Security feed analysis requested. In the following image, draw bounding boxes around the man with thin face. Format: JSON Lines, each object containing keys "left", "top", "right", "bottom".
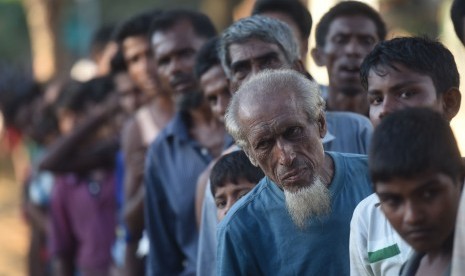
{"left": 350, "top": 37, "right": 462, "bottom": 276}
{"left": 114, "top": 10, "right": 175, "bottom": 275}
{"left": 144, "top": 9, "right": 232, "bottom": 275}
{"left": 217, "top": 69, "right": 373, "bottom": 275}
{"left": 311, "top": 1, "right": 386, "bottom": 116}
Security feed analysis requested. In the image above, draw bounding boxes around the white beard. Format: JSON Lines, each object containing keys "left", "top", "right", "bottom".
{"left": 284, "top": 176, "right": 331, "bottom": 230}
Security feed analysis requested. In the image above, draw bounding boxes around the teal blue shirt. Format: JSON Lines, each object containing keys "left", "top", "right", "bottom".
{"left": 217, "top": 152, "right": 373, "bottom": 275}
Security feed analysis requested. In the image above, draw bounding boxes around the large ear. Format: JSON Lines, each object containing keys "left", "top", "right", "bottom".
{"left": 317, "top": 112, "right": 327, "bottom": 139}
{"left": 311, "top": 47, "right": 326, "bottom": 67}
{"left": 292, "top": 59, "right": 306, "bottom": 74}
{"left": 442, "top": 87, "right": 461, "bottom": 121}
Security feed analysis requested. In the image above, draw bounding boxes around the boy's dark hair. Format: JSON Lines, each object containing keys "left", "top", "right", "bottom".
{"left": 210, "top": 150, "right": 265, "bottom": 196}
{"left": 360, "top": 37, "right": 460, "bottom": 96}
{"left": 149, "top": 9, "right": 216, "bottom": 40}
{"left": 451, "top": 0, "right": 465, "bottom": 45}
{"left": 252, "top": 0, "right": 312, "bottom": 40}
{"left": 369, "top": 108, "right": 463, "bottom": 186}
{"left": 114, "top": 9, "right": 163, "bottom": 45}
{"left": 194, "top": 37, "right": 220, "bottom": 79}
{"left": 315, "top": 1, "right": 386, "bottom": 47}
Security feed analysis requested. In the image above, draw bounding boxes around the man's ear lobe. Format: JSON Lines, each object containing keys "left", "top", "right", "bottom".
{"left": 318, "top": 113, "right": 327, "bottom": 138}
{"left": 292, "top": 60, "right": 306, "bottom": 74}
{"left": 442, "top": 88, "right": 461, "bottom": 121}
{"left": 311, "top": 48, "right": 326, "bottom": 67}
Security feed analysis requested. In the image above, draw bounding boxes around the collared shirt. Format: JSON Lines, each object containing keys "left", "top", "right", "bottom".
{"left": 144, "top": 112, "right": 233, "bottom": 276}
{"left": 49, "top": 171, "right": 116, "bottom": 272}
{"left": 217, "top": 152, "right": 373, "bottom": 275}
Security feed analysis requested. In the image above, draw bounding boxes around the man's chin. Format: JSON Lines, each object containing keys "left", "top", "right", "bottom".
{"left": 284, "top": 177, "right": 331, "bottom": 230}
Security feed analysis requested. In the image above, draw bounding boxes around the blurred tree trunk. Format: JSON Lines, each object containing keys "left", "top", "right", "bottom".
{"left": 200, "top": 0, "right": 239, "bottom": 31}
{"left": 21, "top": 0, "right": 63, "bottom": 83}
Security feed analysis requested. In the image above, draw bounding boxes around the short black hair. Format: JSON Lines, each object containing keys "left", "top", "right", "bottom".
{"left": 315, "top": 1, "right": 386, "bottom": 47}
{"left": 360, "top": 36, "right": 460, "bottom": 96}
{"left": 210, "top": 150, "right": 264, "bottom": 196}
{"left": 149, "top": 9, "right": 216, "bottom": 40}
{"left": 451, "top": 0, "right": 465, "bottom": 45}
{"left": 110, "top": 47, "right": 127, "bottom": 74}
{"left": 194, "top": 36, "right": 220, "bottom": 79}
{"left": 370, "top": 108, "right": 463, "bottom": 186}
{"left": 0, "top": 64, "right": 40, "bottom": 127}
{"left": 252, "top": 0, "right": 312, "bottom": 40}
{"left": 113, "top": 9, "right": 163, "bottom": 45}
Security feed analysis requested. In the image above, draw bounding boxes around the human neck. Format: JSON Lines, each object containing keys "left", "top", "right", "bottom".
{"left": 187, "top": 102, "right": 226, "bottom": 158}
{"left": 326, "top": 88, "right": 369, "bottom": 116}
{"left": 416, "top": 234, "right": 453, "bottom": 276}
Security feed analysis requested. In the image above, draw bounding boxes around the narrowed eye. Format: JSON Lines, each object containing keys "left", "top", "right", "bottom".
{"left": 368, "top": 94, "right": 383, "bottom": 106}
{"left": 215, "top": 200, "right": 226, "bottom": 209}
{"left": 283, "top": 126, "right": 302, "bottom": 139}
{"left": 256, "top": 139, "right": 272, "bottom": 150}
{"left": 399, "top": 91, "right": 415, "bottom": 99}
{"left": 380, "top": 196, "right": 403, "bottom": 210}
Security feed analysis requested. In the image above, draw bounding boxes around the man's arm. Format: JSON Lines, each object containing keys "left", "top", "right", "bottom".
{"left": 121, "top": 118, "right": 146, "bottom": 240}
{"left": 39, "top": 102, "right": 119, "bottom": 173}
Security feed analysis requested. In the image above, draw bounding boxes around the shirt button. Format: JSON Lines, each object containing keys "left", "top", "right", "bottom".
{"left": 201, "top": 148, "right": 209, "bottom": 156}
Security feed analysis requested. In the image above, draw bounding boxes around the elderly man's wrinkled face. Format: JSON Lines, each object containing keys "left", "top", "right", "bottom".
{"left": 240, "top": 92, "right": 326, "bottom": 193}
{"left": 228, "top": 38, "right": 291, "bottom": 93}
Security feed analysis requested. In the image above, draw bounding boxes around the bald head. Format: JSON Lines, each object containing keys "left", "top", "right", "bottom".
{"left": 225, "top": 69, "right": 324, "bottom": 148}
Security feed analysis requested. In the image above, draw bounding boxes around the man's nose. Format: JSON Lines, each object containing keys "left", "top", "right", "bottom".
{"left": 403, "top": 201, "right": 425, "bottom": 225}
{"left": 345, "top": 40, "right": 363, "bottom": 57}
{"left": 276, "top": 138, "right": 296, "bottom": 166}
{"left": 378, "top": 96, "right": 397, "bottom": 121}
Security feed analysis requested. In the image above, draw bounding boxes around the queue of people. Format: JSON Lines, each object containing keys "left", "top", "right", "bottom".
{"left": 0, "top": 0, "right": 465, "bottom": 275}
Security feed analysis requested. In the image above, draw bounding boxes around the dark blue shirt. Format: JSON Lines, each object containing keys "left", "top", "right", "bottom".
{"left": 144, "top": 112, "right": 232, "bottom": 275}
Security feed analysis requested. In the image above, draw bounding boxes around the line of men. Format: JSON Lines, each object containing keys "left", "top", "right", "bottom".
{"left": 81, "top": 0, "right": 465, "bottom": 275}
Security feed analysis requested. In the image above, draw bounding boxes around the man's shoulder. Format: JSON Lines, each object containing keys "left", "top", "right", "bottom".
{"left": 353, "top": 193, "right": 379, "bottom": 219}
{"left": 329, "top": 151, "right": 368, "bottom": 167}
{"left": 326, "top": 111, "right": 372, "bottom": 129}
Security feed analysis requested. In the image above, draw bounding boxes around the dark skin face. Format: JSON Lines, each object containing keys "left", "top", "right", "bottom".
{"left": 122, "top": 36, "right": 159, "bottom": 97}
{"left": 240, "top": 91, "right": 327, "bottom": 193}
{"left": 376, "top": 172, "right": 462, "bottom": 254}
{"left": 367, "top": 62, "right": 462, "bottom": 127}
{"left": 313, "top": 15, "right": 379, "bottom": 96}
{"left": 199, "top": 65, "right": 230, "bottom": 123}
{"left": 152, "top": 20, "right": 206, "bottom": 99}
{"left": 214, "top": 179, "right": 257, "bottom": 221}
{"left": 228, "top": 38, "right": 295, "bottom": 92}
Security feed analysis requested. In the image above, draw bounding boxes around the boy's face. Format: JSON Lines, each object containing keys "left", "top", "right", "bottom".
{"left": 215, "top": 179, "right": 257, "bottom": 221}
{"left": 376, "top": 171, "right": 462, "bottom": 253}
{"left": 367, "top": 63, "right": 441, "bottom": 127}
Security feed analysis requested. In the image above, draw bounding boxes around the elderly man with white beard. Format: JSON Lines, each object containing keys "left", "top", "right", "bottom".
{"left": 217, "top": 69, "right": 373, "bottom": 275}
